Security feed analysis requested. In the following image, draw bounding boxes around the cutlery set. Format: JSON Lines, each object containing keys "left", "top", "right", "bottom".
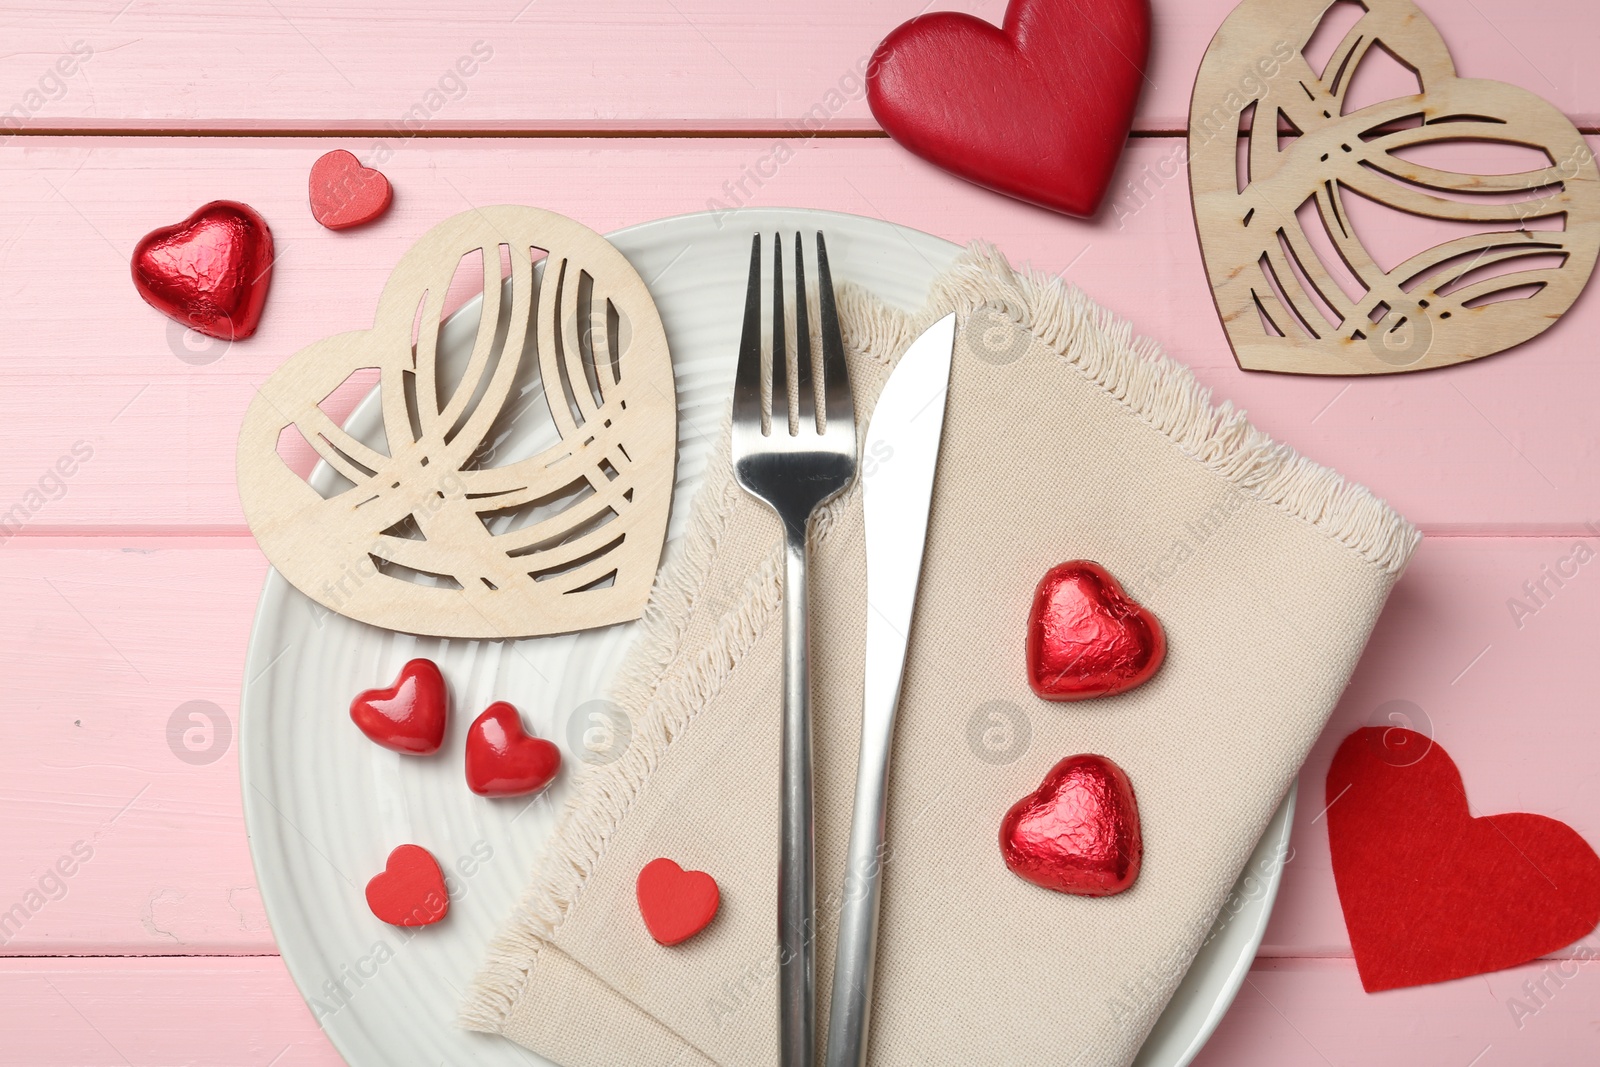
{"left": 730, "top": 232, "right": 958, "bottom": 1067}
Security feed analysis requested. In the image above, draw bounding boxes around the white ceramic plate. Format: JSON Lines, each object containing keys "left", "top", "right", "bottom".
{"left": 240, "top": 207, "right": 1294, "bottom": 1067}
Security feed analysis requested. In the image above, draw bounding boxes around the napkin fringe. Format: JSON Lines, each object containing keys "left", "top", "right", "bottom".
{"left": 461, "top": 243, "right": 1418, "bottom": 1034}
{"left": 924, "top": 243, "right": 1420, "bottom": 576}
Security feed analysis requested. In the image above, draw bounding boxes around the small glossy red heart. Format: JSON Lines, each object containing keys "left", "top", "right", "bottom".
{"left": 1027, "top": 560, "right": 1164, "bottom": 701}
{"left": 365, "top": 844, "right": 449, "bottom": 927}
{"left": 309, "top": 150, "right": 393, "bottom": 230}
{"left": 1001, "top": 753, "right": 1142, "bottom": 896}
{"left": 636, "top": 858, "right": 720, "bottom": 945}
{"left": 867, "top": 0, "right": 1150, "bottom": 217}
{"left": 350, "top": 658, "right": 448, "bottom": 755}
{"left": 1329, "top": 728, "right": 1600, "bottom": 991}
{"left": 131, "top": 201, "right": 273, "bottom": 340}
{"left": 465, "top": 702, "right": 562, "bottom": 797}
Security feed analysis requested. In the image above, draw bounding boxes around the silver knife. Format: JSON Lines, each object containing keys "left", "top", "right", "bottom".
{"left": 824, "top": 312, "right": 958, "bottom": 1067}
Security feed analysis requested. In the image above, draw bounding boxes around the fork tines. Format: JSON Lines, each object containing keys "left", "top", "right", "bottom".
{"left": 734, "top": 232, "right": 854, "bottom": 440}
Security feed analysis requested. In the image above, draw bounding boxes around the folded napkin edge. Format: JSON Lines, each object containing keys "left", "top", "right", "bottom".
{"left": 459, "top": 240, "right": 1421, "bottom": 1038}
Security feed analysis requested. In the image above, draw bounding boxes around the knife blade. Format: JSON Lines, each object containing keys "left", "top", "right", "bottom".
{"left": 824, "top": 311, "right": 958, "bottom": 1067}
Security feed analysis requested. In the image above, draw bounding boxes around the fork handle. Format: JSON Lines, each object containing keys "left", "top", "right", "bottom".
{"left": 778, "top": 522, "right": 816, "bottom": 1067}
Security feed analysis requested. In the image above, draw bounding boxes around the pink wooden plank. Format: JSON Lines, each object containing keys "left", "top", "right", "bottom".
{"left": 1193, "top": 957, "right": 1600, "bottom": 1067}
{"left": 0, "top": 542, "right": 272, "bottom": 955}
{"left": 5, "top": 536, "right": 1600, "bottom": 960}
{"left": 0, "top": 956, "right": 340, "bottom": 1066}
{"left": 0, "top": 0, "right": 1593, "bottom": 134}
{"left": 1, "top": 953, "right": 1594, "bottom": 1067}
{"left": 3, "top": 135, "right": 1599, "bottom": 532}
{"left": 1263, "top": 533, "right": 1600, "bottom": 959}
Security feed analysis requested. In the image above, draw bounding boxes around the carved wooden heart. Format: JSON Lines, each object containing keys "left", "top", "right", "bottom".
{"left": 1188, "top": 0, "right": 1600, "bottom": 374}
{"left": 237, "top": 206, "right": 676, "bottom": 638}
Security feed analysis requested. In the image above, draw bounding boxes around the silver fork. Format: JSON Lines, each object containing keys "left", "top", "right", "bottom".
{"left": 731, "top": 232, "right": 857, "bottom": 1067}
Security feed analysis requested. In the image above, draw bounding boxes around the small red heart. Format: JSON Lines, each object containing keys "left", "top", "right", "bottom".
{"left": 636, "top": 858, "right": 720, "bottom": 946}
{"left": 132, "top": 201, "right": 274, "bottom": 340}
{"left": 1027, "top": 560, "right": 1164, "bottom": 701}
{"left": 1329, "top": 728, "right": 1600, "bottom": 992}
{"left": 350, "top": 658, "right": 448, "bottom": 755}
{"left": 866, "top": 0, "right": 1150, "bottom": 217}
{"left": 309, "top": 150, "right": 393, "bottom": 230}
{"left": 465, "top": 701, "right": 562, "bottom": 797}
{"left": 1001, "top": 753, "right": 1142, "bottom": 896}
{"left": 365, "top": 844, "right": 449, "bottom": 927}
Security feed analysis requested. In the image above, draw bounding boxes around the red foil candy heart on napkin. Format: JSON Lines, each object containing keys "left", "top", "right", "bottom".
{"left": 365, "top": 844, "right": 449, "bottom": 927}
{"left": 350, "top": 658, "right": 448, "bottom": 755}
{"left": 131, "top": 201, "right": 274, "bottom": 340}
{"left": 1328, "top": 727, "right": 1600, "bottom": 992}
{"left": 1001, "top": 753, "right": 1142, "bottom": 895}
{"left": 636, "top": 858, "right": 720, "bottom": 946}
{"left": 1027, "top": 560, "right": 1165, "bottom": 700}
{"left": 866, "top": 0, "right": 1150, "bottom": 217}
{"left": 465, "top": 702, "right": 562, "bottom": 798}
{"left": 309, "top": 149, "right": 393, "bottom": 230}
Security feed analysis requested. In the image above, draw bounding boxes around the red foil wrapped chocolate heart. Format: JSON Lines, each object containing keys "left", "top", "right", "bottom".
{"left": 1027, "top": 560, "right": 1164, "bottom": 700}
{"left": 131, "top": 200, "right": 274, "bottom": 340}
{"left": 1001, "top": 753, "right": 1142, "bottom": 896}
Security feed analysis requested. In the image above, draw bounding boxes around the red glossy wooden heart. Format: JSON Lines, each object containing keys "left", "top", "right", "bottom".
{"left": 365, "top": 844, "right": 449, "bottom": 927}
{"left": 1001, "top": 753, "right": 1142, "bottom": 895}
{"left": 131, "top": 200, "right": 274, "bottom": 340}
{"left": 866, "top": 0, "right": 1150, "bottom": 217}
{"left": 1027, "top": 560, "right": 1164, "bottom": 700}
{"left": 350, "top": 658, "right": 449, "bottom": 755}
{"left": 465, "top": 701, "right": 562, "bottom": 797}
{"left": 1328, "top": 728, "right": 1600, "bottom": 992}
{"left": 636, "top": 858, "right": 720, "bottom": 946}
{"left": 309, "top": 150, "right": 393, "bottom": 230}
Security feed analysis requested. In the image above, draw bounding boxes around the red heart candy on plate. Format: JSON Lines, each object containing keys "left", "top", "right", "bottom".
{"left": 350, "top": 658, "right": 448, "bottom": 755}
{"left": 636, "top": 858, "right": 720, "bottom": 946}
{"left": 309, "top": 149, "right": 393, "bottom": 230}
{"left": 866, "top": 0, "right": 1150, "bottom": 217}
{"left": 365, "top": 844, "right": 449, "bottom": 927}
{"left": 1328, "top": 727, "right": 1600, "bottom": 992}
{"left": 131, "top": 200, "right": 274, "bottom": 340}
{"left": 1027, "top": 560, "right": 1165, "bottom": 700}
{"left": 1001, "top": 753, "right": 1142, "bottom": 896}
{"left": 465, "top": 701, "right": 562, "bottom": 797}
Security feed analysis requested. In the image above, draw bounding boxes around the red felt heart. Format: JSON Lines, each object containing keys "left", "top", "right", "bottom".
{"left": 1328, "top": 727, "right": 1600, "bottom": 992}
{"left": 309, "top": 150, "right": 393, "bottom": 230}
{"left": 350, "top": 658, "right": 448, "bottom": 755}
{"left": 131, "top": 201, "right": 274, "bottom": 340}
{"left": 866, "top": 0, "right": 1150, "bottom": 217}
{"left": 1001, "top": 753, "right": 1141, "bottom": 895}
{"left": 636, "top": 858, "right": 720, "bottom": 946}
{"left": 465, "top": 701, "right": 562, "bottom": 798}
{"left": 1027, "top": 560, "right": 1164, "bottom": 700}
{"left": 365, "top": 844, "right": 449, "bottom": 927}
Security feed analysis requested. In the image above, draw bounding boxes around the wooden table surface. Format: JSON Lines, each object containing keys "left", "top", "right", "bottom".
{"left": 3, "top": 2, "right": 1598, "bottom": 1064}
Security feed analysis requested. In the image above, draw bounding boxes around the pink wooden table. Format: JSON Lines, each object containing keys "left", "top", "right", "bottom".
{"left": 3, "top": 1, "right": 1598, "bottom": 1063}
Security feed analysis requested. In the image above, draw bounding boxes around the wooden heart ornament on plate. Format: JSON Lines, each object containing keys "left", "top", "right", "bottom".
{"left": 867, "top": 0, "right": 1150, "bottom": 218}
{"left": 1188, "top": 0, "right": 1600, "bottom": 374}
{"left": 236, "top": 206, "right": 677, "bottom": 639}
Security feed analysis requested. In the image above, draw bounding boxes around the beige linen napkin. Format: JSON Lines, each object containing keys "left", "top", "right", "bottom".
{"left": 462, "top": 246, "right": 1419, "bottom": 1066}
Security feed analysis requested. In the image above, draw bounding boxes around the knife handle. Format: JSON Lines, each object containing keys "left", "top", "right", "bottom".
{"left": 825, "top": 708, "right": 897, "bottom": 1067}
{"left": 778, "top": 529, "right": 816, "bottom": 1067}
